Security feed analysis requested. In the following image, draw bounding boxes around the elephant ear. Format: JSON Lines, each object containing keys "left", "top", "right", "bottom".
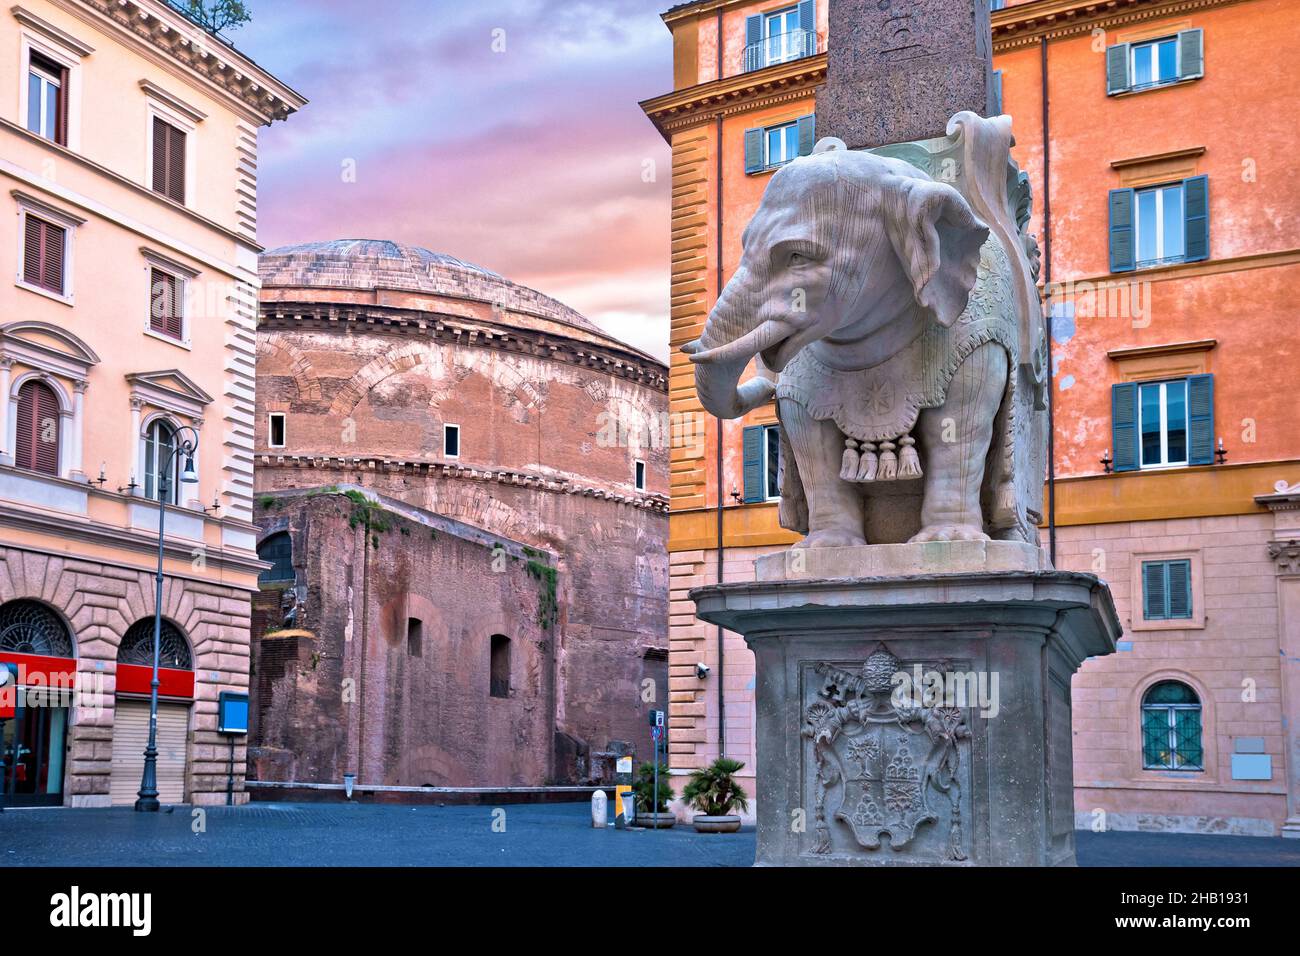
{"left": 887, "top": 178, "right": 989, "bottom": 327}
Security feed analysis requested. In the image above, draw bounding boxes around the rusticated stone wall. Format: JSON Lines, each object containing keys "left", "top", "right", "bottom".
{"left": 0, "top": 545, "right": 253, "bottom": 806}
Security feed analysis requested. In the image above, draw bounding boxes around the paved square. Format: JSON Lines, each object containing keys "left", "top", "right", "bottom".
{"left": 3, "top": 803, "right": 1299, "bottom": 867}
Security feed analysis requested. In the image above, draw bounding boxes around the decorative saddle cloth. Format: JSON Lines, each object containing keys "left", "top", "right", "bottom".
{"left": 775, "top": 237, "right": 1019, "bottom": 484}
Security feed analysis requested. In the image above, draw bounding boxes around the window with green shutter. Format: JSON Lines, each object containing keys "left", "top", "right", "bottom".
{"left": 1111, "top": 177, "right": 1209, "bottom": 273}
{"left": 1141, "top": 680, "right": 1203, "bottom": 770}
{"left": 1106, "top": 30, "right": 1204, "bottom": 95}
{"left": 1142, "top": 559, "right": 1193, "bottom": 620}
{"left": 741, "top": 424, "right": 781, "bottom": 502}
{"left": 744, "top": 115, "right": 815, "bottom": 175}
{"left": 1114, "top": 375, "right": 1214, "bottom": 471}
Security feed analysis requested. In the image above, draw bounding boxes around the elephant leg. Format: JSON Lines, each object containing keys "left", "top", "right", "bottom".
{"left": 911, "top": 343, "right": 1008, "bottom": 543}
{"left": 779, "top": 398, "right": 866, "bottom": 548}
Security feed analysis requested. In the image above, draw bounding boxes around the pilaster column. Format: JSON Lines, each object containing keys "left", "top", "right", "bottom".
{"left": 70, "top": 379, "right": 87, "bottom": 481}
{"left": 1269, "top": 538, "right": 1300, "bottom": 839}
{"left": 128, "top": 396, "right": 144, "bottom": 495}
{"left": 0, "top": 357, "right": 12, "bottom": 466}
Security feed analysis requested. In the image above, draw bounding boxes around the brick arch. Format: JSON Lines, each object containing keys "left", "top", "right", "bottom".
{"left": 328, "top": 342, "right": 433, "bottom": 417}
{"left": 428, "top": 487, "right": 529, "bottom": 544}
{"left": 257, "top": 334, "right": 322, "bottom": 402}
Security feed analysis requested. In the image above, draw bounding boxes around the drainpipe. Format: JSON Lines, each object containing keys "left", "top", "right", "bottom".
{"left": 713, "top": 11, "right": 727, "bottom": 759}
{"left": 1041, "top": 35, "right": 1057, "bottom": 567}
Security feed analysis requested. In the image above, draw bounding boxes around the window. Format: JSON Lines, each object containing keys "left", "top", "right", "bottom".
{"left": 741, "top": 423, "right": 782, "bottom": 502}
{"left": 1110, "top": 375, "right": 1214, "bottom": 471}
{"left": 744, "top": 115, "right": 815, "bottom": 175}
{"left": 744, "top": 2, "right": 816, "bottom": 72}
{"left": 26, "top": 52, "right": 66, "bottom": 145}
{"left": 257, "top": 532, "right": 293, "bottom": 584}
{"left": 268, "top": 412, "right": 287, "bottom": 448}
{"left": 1106, "top": 30, "right": 1203, "bottom": 95}
{"left": 444, "top": 423, "right": 460, "bottom": 459}
{"left": 1109, "top": 177, "right": 1207, "bottom": 272}
{"left": 407, "top": 618, "right": 423, "bottom": 658}
{"left": 634, "top": 459, "right": 646, "bottom": 491}
{"left": 21, "top": 214, "right": 66, "bottom": 295}
{"left": 489, "top": 634, "right": 510, "bottom": 699}
{"left": 119, "top": 618, "right": 192, "bottom": 670}
{"left": 1142, "top": 559, "right": 1193, "bottom": 621}
{"left": 143, "top": 420, "right": 179, "bottom": 503}
{"left": 14, "top": 379, "right": 60, "bottom": 475}
{"left": 1141, "top": 681, "right": 1203, "bottom": 771}
{"left": 1139, "top": 379, "right": 1187, "bottom": 468}
{"left": 149, "top": 268, "right": 183, "bottom": 340}
{"left": 151, "top": 117, "right": 186, "bottom": 204}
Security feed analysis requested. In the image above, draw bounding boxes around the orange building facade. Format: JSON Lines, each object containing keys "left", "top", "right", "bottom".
{"left": 644, "top": 0, "right": 1300, "bottom": 836}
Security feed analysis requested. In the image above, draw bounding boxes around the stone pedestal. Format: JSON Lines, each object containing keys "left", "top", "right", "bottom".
{"left": 691, "top": 560, "right": 1119, "bottom": 866}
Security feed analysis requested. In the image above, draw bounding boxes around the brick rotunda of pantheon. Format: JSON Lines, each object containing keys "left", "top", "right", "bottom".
{"left": 249, "top": 240, "right": 669, "bottom": 790}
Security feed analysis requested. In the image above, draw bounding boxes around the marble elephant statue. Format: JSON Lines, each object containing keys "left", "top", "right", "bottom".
{"left": 685, "top": 111, "right": 1048, "bottom": 548}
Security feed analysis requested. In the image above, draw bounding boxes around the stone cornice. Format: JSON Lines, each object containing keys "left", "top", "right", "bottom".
{"left": 640, "top": 53, "right": 826, "bottom": 139}
{"left": 992, "top": 0, "right": 1249, "bottom": 51}
{"left": 256, "top": 454, "right": 671, "bottom": 515}
{"left": 52, "top": 0, "right": 306, "bottom": 125}
{"left": 259, "top": 302, "right": 668, "bottom": 392}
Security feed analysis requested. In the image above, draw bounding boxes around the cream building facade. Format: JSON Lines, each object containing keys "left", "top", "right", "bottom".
{"left": 0, "top": 0, "right": 302, "bottom": 805}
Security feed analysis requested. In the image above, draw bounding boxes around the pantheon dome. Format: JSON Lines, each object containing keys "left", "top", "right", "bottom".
{"left": 249, "top": 239, "right": 669, "bottom": 791}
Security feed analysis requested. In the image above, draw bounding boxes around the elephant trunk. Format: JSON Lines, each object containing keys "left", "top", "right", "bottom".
{"left": 685, "top": 280, "right": 782, "bottom": 419}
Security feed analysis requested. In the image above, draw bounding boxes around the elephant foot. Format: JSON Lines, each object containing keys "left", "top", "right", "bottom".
{"left": 910, "top": 524, "right": 989, "bottom": 543}
{"left": 800, "top": 528, "right": 867, "bottom": 549}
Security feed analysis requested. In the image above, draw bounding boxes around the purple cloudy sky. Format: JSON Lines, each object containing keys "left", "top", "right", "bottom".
{"left": 238, "top": 0, "right": 674, "bottom": 359}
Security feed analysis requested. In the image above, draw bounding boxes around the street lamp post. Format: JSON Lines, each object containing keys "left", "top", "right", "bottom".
{"left": 135, "top": 426, "right": 199, "bottom": 812}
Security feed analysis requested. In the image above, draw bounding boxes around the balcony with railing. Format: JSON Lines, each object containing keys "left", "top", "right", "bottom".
{"left": 743, "top": 28, "right": 822, "bottom": 74}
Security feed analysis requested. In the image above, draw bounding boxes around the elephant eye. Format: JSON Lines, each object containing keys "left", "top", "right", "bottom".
{"left": 787, "top": 252, "right": 810, "bottom": 268}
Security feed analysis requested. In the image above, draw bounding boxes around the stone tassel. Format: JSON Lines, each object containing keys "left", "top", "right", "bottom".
{"left": 855, "top": 442, "right": 878, "bottom": 482}
{"left": 896, "top": 434, "right": 922, "bottom": 479}
{"left": 838, "top": 439, "right": 860, "bottom": 482}
{"left": 876, "top": 440, "right": 898, "bottom": 481}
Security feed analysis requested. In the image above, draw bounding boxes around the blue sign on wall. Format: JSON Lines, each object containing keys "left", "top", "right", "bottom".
{"left": 218, "top": 691, "right": 249, "bottom": 735}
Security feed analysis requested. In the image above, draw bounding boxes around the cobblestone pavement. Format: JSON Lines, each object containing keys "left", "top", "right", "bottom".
{"left": 2, "top": 802, "right": 1297, "bottom": 866}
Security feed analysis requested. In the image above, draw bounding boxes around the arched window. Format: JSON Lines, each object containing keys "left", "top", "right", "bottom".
{"left": 489, "top": 634, "right": 510, "bottom": 699}
{"left": 143, "top": 419, "right": 178, "bottom": 504}
{"left": 257, "top": 532, "right": 293, "bottom": 584}
{"left": 1141, "top": 680, "right": 1203, "bottom": 771}
{"left": 14, "top": 379, "right": 60, "bottom": 475}
{"left": 0, "top": 599, "right": 73, "bottom": 657}
{"left": 118, "top": 618, "right": 192, "bottom": 670}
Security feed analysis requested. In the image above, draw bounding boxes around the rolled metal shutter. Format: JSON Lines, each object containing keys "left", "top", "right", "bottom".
{"left": 110, "top": 699, "right": 189, "bottom": 805}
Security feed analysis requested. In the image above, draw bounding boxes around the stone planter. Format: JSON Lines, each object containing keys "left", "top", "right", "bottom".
{"left": 692, "top": 815, "right": 742, "bottom": 833}
{"left": 639, "top": 811, "right": 677, "bottom": 829}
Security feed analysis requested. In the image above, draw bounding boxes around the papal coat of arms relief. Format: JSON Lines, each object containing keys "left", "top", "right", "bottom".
{"left": 801, "top": 645, "right": 973, "bottom": 863}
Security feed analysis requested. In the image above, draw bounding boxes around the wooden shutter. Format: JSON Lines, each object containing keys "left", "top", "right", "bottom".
{"left": 55, "top": 64, "right": 68, "bottom": 146}
{"left": 1167, "top": 560, "right": 1192, "bottom": 618}
{"left": 1178, "top": 29, "right": 1204, "bottom": 80}
{"left": 744, "top": 14, "right": 763, "bottom": 71}
{"left": 797, "top": 114, "right": 816, "bottom": 157}
{"left": 23, "top": 216, "right": 65, "bottom": 294}
{"left": 798, "top": 0, "right": 816, "bottom": 55}
{"left": 153, "top": 118, "right": 186, "bottom": 203}
{"left": 992, "top": 70, "right": 1004, "bottom": 115}
{"left": 742, "top": 425, "right": 765, "bottom": 502}
{"left": 15, "top": 380, "right": 60, "bottom": 475}
{"left": 1108, "top": 188, "right": 1136, "bottom": 273}
{"left": 744, "top": 127, "right": 764, "bottom": 174}
{"left": 1106, "top": 43, "right": 1130, "bottom": 94}
{"left": 1143, "top": 561, "right": 1167, "bottom": 620}
{"left": 150, "top": 269, "right": 182, "bottom": 339}
{"left": 1111, "top": 382, "right": 1139, "bottom": 472}
{"left": 1187, "top": 373, "right": 1215, "bottom": 465}
{"left": 1183, "top": 175, "right": 1209, "bottom": 262}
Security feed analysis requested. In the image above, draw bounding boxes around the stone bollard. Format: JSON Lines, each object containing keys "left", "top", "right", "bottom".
{"left": 591, "top": 789, "right": 607, "bottom": 828}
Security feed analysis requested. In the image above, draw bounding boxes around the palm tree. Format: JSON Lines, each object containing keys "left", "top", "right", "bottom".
{"left": 682, "top": 757, "right": 749, "bottom": 816}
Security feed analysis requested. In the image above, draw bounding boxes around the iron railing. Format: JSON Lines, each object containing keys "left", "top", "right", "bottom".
{"left": 743, "top": 28, "right": 820, "bottom": 74}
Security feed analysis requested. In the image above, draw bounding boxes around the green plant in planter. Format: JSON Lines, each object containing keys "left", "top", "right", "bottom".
{"left": 633, "top": 761, "right": 673, "bottom": 813}
{"left": 682, "top": 757, "right": 748, "bottom": 817}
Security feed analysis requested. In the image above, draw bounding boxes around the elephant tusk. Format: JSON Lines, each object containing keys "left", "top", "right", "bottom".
{"left": 687, "top": 320, "right": 788, "bottom": 366}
